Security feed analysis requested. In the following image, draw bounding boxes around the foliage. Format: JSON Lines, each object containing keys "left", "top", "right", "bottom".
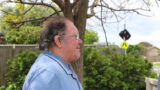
{"left": 0, "top": 5, "right": 55, "bottom": 44}
{"left": 84, "top": 30, "right": 98, "bottom": 44}
{"left": 127, "top": 44, "right": 145, "bottom": 58}
{"left": 5, "top": 26, "right": 42, "bottom": 44}
{"left": 1, "top": 4, "right": 24, "bottom": 28}
{"left": 84, "top": 47, "right": 109, "bottom": 90}
{"left": 0, "top": 6, "right": 17, "bottom": 33}
{"left": 158, "top": 50, "right": 160, "bottom": 54}
{"left": 84, "top": 47, "right": 157, "bottom": 90}
{"left": 1, "top": 4, "right": 49, "bottom": 28}
{"left": 23, "top": 5, "right": 55, "bottom": 26}
{"left": 153, "top": 63, "right": 160, "bottom": 66}
{"left": 0, "top": 86, "right": 5, "bottom": 90}
{"left": 2, "top": 50, "right": 39, "bottom": 90}
{"left": 0, "top": 46, "right": 156, "bottom": 90}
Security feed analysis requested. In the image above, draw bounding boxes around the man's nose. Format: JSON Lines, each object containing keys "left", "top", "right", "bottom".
{"left": 78, "top": 38, "right": 83, "bottom": 44}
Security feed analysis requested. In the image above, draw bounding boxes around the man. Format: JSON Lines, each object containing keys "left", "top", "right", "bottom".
{"left": 23, "top": 17, "right": 83, "bottom": 90}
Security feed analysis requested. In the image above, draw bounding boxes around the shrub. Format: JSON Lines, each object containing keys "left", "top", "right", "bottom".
{"left": 5, "top": 26, "right": 41, "bottom": 44}
{"left": 3, "top": 50, "right": 39, "bottom": 90}
{"left": 1, "top": 46, "right": 156, "bottom": 90}
{"left": 84, "top": 47, "right": 157, "bottom": 90}
{"left": 84, "top": 47, "right": 109, "bottom": 90}
{"left": 127, "top": 44, "right": 145, "bottom": 58}
{"left": 84, "top": 30, "right": 98, "bottom": 44}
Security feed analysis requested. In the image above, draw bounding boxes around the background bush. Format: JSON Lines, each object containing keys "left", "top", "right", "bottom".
{"left": 0, "top": 50, "right": 39, "bottom": 90}
{"left": 84, "top": 30, "right": 98, "bottom": 44}
{"left": 5, "top": 26, "right": 41, "bottom": 44}
{"left": 127, "top": 44, "right": 146, "bottom": 58}
{"left": 0, "top": 46, "right": 157, "bottom": 90}
{"left": 84, "top": 47, "right": 157, "bottom": 90}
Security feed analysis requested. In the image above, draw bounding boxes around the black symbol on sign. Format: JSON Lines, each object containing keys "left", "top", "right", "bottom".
{"left": 122, "top": 43, "right": 127, "bottom": 47}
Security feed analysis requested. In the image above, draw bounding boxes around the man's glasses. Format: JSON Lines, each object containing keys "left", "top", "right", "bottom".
{"left": 59, "top": 34, "right": 79, "bottom": 40}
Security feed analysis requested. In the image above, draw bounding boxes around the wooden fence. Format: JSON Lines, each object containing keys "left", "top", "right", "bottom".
{"left": 1, "top": 44, "right": 158, "bottom": 90}
{"left": 0, "top": 44, "right": 124, "bottom": 86}
{"left": 0, "top": 44, "right": 40, "bottom": 86}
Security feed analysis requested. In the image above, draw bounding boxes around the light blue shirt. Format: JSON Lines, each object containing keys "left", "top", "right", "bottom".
{"left": 23, "top": 50, "right": 83, "bottom": 90}
{"left": 158, "top": 75, "right": 160, "bottom": 90}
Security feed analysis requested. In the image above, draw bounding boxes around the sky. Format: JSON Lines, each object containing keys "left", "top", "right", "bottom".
{"left": 86, "top": 2, "right": 160, "bottom": 49}
{"left": 0, "top": 0, "right": 159, "bottom": 48}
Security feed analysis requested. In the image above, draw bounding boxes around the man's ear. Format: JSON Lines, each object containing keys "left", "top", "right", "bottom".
{"left": 54, "top": 35, "right": 63, "bottom": 48}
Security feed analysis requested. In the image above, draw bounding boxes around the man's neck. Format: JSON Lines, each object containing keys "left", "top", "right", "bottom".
{"left": 49, "top": 48, "right": 70, "bottom": 64}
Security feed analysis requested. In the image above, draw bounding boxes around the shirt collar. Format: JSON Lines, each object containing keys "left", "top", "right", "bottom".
{"left": 42, "top": 50, "right": 73, "bottom": 75}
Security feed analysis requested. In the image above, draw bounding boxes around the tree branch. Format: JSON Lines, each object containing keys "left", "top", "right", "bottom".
{"left": 100, "top": 0, "right": 108, "bottom": 47}
{"left": 7, "top": 0, "right": 60, "bottom": 16}
{"left": 72, "top": 0, "right": 80, "bottom": 8}
{"left": 91, "top": 4, "right": 151, "bottom": 16}
{"left": 1, "top": 5, "right": 34, "bottom": 17}
{"left": 111, "top": 10, "right": 123, "bottom": 23}
{"left": 1, "top": 5, "right": 35, "bottom": 16}
{"left": 155, "top": 0, "right": 159, "bottom": 7}
{"left": 72, "top": 0, "right": 80, "bottom": 17}
{"left": 6, "top": 11, "right": 62, "bottom": 25}
{"left": 87, "top": 0, "right": 99, "bottom": 18}
{"left": 21, "top": 5, "right": 34, "bottom": 15}
{"left": 52, "top": 0, "right": 64, "bottom": 11}
{"left": 1, "top": 10, "right": 15, "bottom": 15}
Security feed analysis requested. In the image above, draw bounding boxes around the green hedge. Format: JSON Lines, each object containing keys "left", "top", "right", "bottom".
{"left": 84, "top": 47, "right": 157, "bottom": 90}
{"left": 0, "top": 46, "right": 157, "bottom": 90}
{"left": 0, "top": 50, "right": 39, "bottom": 90}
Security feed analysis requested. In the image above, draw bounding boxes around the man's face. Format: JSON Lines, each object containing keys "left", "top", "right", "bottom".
{"left": 62, "top": 20, "right": 82, "bottom": 63}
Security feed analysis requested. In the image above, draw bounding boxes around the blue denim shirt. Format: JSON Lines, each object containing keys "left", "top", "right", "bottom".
{"left": 158, "top": 75, "right": 160, "bottom": 90}
{"left": 23, "top": 50, "right": 83, "bottom": 90}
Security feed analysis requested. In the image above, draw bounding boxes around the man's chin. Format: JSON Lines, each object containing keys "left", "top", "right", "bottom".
{"left": 75, "top": 55, "right": 81, "bottom": 61}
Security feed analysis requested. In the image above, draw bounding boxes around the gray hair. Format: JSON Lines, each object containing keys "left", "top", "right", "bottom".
{"left": 39, "top": 17, "right": 69, "bottom": 50}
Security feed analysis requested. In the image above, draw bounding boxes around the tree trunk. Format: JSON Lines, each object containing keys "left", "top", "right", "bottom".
{"left": 63, "top": 0, "right": 89, "bottom": 86}
{"left": 72, "top": 0, "right": 89, "bottom": 85}
{"left": 64, "top": 0, "right": 73, "bottom": 21}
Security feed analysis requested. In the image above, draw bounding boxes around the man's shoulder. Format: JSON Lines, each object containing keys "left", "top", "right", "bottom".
{"left": 24, "top": 54, "right": 63, "bottom": 84}
{"left": 35, "top": 54, "right": 64, "bottom": 73}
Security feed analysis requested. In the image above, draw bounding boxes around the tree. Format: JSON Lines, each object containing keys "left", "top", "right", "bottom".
{"left": 84, "top": 30, "right": 98, "bottom": 44}
{"left": 0, "top": 0, "right": 159, "bottom": 84}
{"left": 5, "top": 26, "right": 42, "bottom": 44}
{"left": 0, "top": 5, "right": 55, "bottom": 44}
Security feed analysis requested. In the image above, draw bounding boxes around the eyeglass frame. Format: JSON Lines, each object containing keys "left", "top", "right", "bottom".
{"left": 59, "top": 33, "right": 80, "bottom": 40}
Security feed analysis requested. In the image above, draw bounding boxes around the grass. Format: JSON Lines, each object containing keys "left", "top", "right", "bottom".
{"left": 153, "top": 63, "right": 160, "bottom": 66}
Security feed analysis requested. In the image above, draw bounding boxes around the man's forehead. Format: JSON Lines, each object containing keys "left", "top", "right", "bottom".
{"left": 65, "top": 21, "right": 78, "bottom": 33}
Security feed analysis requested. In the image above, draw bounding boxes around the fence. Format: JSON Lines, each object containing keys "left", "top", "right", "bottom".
{"left": 2, "top": 44, "right": 157, "bottom": 89}
{"left": 0, "top": 44, "right": 126, "bottom": 86}
{"left": 0, "top": 44, "right": 40, "bottom": 86}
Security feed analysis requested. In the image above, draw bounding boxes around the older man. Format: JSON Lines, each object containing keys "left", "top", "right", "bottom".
{"left": 23, "top": 17, "right": 83, "bottom": 90}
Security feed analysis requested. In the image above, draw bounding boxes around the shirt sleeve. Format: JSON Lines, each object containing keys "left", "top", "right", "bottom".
{"left": 27, "top": 69, "right": 61, "bottom": 90}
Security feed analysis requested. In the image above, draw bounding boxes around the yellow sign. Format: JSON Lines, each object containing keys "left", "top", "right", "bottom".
{"left": 121, "top": 41, "right": 129, "bottom": 49}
